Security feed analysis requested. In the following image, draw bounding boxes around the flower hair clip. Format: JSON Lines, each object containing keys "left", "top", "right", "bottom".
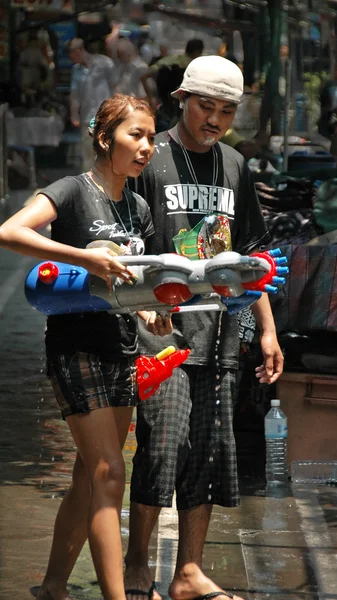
{"left": 88, "top": 117, "right": 96, "bottom": 135}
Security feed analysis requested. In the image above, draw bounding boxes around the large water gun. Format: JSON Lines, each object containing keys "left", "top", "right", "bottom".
{"left": 25, "top": 248, "right": 289, "bottom": 317}
{"left": 137, "top": 346, "right": 190, "bottom": 400}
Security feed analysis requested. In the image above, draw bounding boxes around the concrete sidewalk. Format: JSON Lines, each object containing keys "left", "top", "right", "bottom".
{"left": 1, "top": 181, "right": 337, "bottom": 600}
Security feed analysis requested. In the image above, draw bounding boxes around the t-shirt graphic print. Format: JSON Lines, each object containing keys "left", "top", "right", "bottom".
{"left": 173, "top": 213, "right": 232, "bottom": 260}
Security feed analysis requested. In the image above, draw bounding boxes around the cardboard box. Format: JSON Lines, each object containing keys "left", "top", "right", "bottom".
{"left": 276, "top": 372, "right": 337, "bottom": 466}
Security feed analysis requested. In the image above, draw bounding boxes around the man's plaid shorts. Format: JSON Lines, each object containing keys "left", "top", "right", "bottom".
{"left": 131, "top": 364, "right": 239, "bottom": 510}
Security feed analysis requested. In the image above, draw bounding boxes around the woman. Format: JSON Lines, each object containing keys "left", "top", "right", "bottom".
{"left": 0, "top": 94, "right": 169, "bottom": 600}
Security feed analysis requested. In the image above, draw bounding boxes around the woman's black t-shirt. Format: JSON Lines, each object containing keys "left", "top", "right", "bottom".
{"left": 41, "top": 173, "right": 154, "bottom": 358}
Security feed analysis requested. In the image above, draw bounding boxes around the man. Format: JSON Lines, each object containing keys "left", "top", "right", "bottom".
{"left": 141, "top": 38, "right": 204, "bottom": 108}
{"left": 113, "top": 38, "right": 150, "bottom": 99}
{"left": 67, "top": 37, "right": 116, "bottom": 171}
{"left": 222, "top": 128, "right": 270, "bottom": 160}
{"left": 149, "top": 39, "right": 169, "bottom": 66}
{"left": 124, "top": 56, "right": 284, "bottom": 600}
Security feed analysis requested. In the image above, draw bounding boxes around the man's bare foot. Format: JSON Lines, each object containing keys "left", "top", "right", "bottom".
{"left": 33, "top": 584, "right": 72, "bottom": 600}
{"left": 124, "top": 565, "right": 162, "bottom": 600}
{"left": 168, "top": 567, "right": 244, "bottom": 600}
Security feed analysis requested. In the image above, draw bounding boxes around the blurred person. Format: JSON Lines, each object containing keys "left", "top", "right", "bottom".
{"left": 318, "top": 63, "right": 337, "bottom": 162}
{"left": 124, "top": 55, "right": 283, "bottom": 600}
{"left": 0, "top": 94, "right": 162, "bottom": 600}
{"left": 104, "top": 21, "right": 121, "bottom": 60}
{"left": 141, "top": 38, "right": 204, "bottom": 106}
{"left": 18, "top": 30, "right": 51, "bottom": 95}
{"left": 67, "top": 37, "right": 116, "bottom": 171}
{"left": 139, "top": 36, "right": 155, "bottom": 66}
{"left": 114, "top": 38, "right": 151, "bottom": 100}
{"left": 149, "top": 39, "right": 169, "bottom": 66}
{"left": 154, "top": 63, "right": 185, "bottom": 132}
{"left": 221, "top": 128, "right": 270, "bottom": 160}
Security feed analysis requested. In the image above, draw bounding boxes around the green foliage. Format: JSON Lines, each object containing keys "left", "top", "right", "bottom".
{"left": 303, "top": 71, "right": 329, "bottom": 130}
{"left": 303, "top": 71, "right": 329, "bottom": 102}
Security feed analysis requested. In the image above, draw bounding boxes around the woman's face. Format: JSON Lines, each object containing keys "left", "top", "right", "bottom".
{"left": 111, "top": 109, "right": 156, "bottom": 177}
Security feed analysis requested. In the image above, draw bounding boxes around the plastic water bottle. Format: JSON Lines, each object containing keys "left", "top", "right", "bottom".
{"left": 264, "top": 399, "right": 288, "bottom": 485}
{"left": 295, "top": 93, "right": 307, "bottom": 132}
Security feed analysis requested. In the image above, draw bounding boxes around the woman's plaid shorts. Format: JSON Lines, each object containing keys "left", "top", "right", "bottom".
{"left": 46, "top": 352, "right": 138, "bottom": 419}
{"left": 131, "top": 364, "right": 239, "bottom": 510}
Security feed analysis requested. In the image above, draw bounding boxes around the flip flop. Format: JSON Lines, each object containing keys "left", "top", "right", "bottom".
{"left": 125, "top": 581, "right": 157, "bottom": 600}
{"left": 189, "top": 592, "right": 234, "bottom": 600}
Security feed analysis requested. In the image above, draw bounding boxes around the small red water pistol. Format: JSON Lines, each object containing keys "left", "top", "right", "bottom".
{"left": 136, "top": 346, "right": 191, "bottom": 400}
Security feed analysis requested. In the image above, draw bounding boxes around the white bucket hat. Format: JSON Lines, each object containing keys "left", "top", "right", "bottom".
{"left": 171, "top": 55, "right": 243, "bottom": 105}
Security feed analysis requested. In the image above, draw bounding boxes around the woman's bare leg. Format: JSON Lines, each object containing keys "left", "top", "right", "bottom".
{"left": 36, "top": 452, "right": 90, "bottom": 600}
{"left": 37, "top": 407, "right": 133, "bottom": 600}
{"left": 67, "top": 406, "right": 133, "bottom": 600}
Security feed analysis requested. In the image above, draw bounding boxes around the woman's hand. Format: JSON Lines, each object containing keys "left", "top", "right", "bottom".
{"left": 81, "top": 247, "right": 136, "bottom": 288}
{"left": 137, "top": 311, "right": 173, "bottom": 336}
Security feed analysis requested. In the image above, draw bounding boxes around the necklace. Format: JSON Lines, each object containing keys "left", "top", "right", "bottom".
{"left": 91, "top": 169, "right": 134, "bottom": 235}
{"left": 175, "top": 127, "right": 219, "bottom": 188}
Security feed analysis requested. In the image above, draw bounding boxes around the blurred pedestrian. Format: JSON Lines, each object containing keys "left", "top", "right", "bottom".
{"left": 114, "top": 38, "right": 151, "bottom": 100}
{"left": 141, "top": 38, "right": 204, "bottom": 108}
{"left": 67, "top": 37, "right": 117, "bottom": 171}
{"left": 318, "top": 64, "right": 337, "bottom": 162}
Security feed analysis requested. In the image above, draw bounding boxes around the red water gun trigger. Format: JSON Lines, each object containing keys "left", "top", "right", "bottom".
{"left": 136, "top": 346, "right": 190, "bottom": 401}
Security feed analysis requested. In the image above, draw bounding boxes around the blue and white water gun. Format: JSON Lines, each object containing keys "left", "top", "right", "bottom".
{"left": 25, "top": 248, "right": 288, "bottom": 316}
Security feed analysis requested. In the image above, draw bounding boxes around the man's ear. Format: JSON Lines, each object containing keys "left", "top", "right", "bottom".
{"left": 178, "top": 92, "right": 186, "bottom": 109}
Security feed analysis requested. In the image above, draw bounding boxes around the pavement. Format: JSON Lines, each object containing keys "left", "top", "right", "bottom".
{"left": 1, "top": 168, "right": 337, "bottom": 600}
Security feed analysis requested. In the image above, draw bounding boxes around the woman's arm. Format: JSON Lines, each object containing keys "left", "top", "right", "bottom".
{"left": 0, "top": 193, "right": 136, "bottom": 284}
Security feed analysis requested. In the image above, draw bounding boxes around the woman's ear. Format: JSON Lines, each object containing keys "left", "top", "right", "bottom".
{"left": 97, "top": 132, "right": 109, "bottom": 151}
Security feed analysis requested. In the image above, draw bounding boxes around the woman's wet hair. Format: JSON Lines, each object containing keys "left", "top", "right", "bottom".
{"left": 89, "top": 94, "right": 154, "bottom": 156}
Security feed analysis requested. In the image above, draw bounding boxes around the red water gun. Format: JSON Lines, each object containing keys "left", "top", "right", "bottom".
{"left": 136, "top": 346, "right": 191, "bottom": 400}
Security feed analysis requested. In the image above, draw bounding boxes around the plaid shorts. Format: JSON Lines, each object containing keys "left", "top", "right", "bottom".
{"left": 131, "top": 365, "right": 239, "bottom": 510}
{"left": 47, "top": 352, "right": 138, "bottom": 419}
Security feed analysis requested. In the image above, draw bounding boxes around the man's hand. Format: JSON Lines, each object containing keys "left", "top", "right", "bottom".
{"left": 255, "top": 331, "right": 284, "bottom": 385}
{"left": 137, "top": 311, "right": 173, "bottom": 336}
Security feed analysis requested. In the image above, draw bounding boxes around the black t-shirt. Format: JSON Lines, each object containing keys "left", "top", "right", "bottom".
{"left": 42, "top": 173, "right": 154, "bottom": 358}
{"left": 129, "top": 131, "right": 268, "bottom": 368}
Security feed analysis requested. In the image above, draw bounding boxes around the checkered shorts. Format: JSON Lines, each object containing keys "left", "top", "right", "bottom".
{"left": 47, "top": 352, "right": 138, "bottom": 419}
{"left": 131, "top": 365, "right": 239, "bottom": 509}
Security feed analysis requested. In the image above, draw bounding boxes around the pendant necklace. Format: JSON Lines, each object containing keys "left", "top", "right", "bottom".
{"left": 175, "top": 126, "right": 219, "bottom": 188}
{"left": 91, "top": 169, "right": 134, "bottom": 235}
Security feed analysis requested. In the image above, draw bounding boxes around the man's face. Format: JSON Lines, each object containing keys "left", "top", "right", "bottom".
{"left": 180, "top": 94, "right": 237, "bottom": 151}
{"left": 68, "top": 47, "right": 83, "bottom": 65}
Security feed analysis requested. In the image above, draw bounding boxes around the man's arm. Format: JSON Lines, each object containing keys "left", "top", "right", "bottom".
{"left": 251, "top": 292, "right": 284, "bottom": 384}
{"left": 222, "top": 128, "right": 269, "bottom": 160}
